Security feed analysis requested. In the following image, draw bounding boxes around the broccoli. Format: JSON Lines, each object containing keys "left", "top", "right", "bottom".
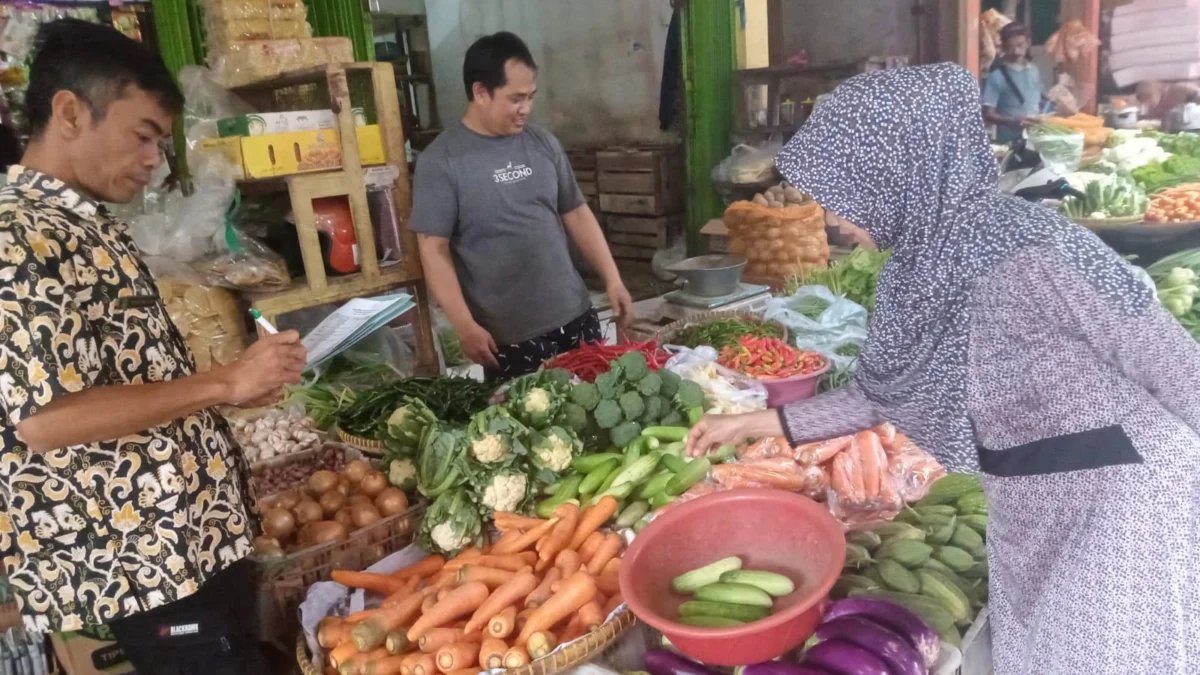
{"left": 619, "top": 391, "right": 645, "bottom": 421}
{"left": 617, "top": 351, "right": 649, "bottom": 382}
{"left": 637, "top": 371, "right": 662, "bottom": 397}
{"left": 594, "top": 399, "right": 623, "bottom": 429}
{"left": 595, "top": 370, "right": 624, "bottom": 400}
{"left": 560, "top": 401, "right": 590, "bottom": 433}
{"left": 544, "top": 368, "right": 571, "bottom": 389}
{"left": 659, "top": 369, "right": 681, "bottom": 397}
{"left": 674, "top": 379, "right": 706, "bottom": 410}
{"left": 660, "top": 410, "right": 685, "bottom": 427}
{"left": 570, "top": 381, "right": 600, "bottom": 411}
{"left": 641, "top": 395, "right": 664, "bottom": 424}
{"left": 609, "top": 421, "right": 642, "bottom": 449}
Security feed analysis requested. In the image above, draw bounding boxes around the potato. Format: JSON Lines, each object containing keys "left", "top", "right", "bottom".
{"left": 752, "top": 194, "right": 769, "bottom": 206}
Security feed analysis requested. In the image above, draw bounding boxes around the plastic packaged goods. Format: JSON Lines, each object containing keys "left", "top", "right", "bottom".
{"left": 213, "top": 37, "right": 354, "bottom": 87}
{"left": 723, "top": 199, "right": 830, "bottom": 279}
{"left": 157, "top": 281, "right": 249, "bottom": 372}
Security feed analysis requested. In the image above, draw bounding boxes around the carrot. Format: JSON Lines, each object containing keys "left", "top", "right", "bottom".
{"left": 492, "top": 517, "right": 559, "bottom": 554}
{"left": 881, "top": 431, "right": 910, "bottom": 455}
{"left": 380, "top": 582, "right": 424, "bottom": 611}
{"left": 479, "top": 638, "right": 508, "bottom": 670}
{"left": 410, "top": 654, "right": 437, "bottom": 675}
{"left": 602, "top": 593, "right": 623, "bottom": 615}
{"left": 577, "top": 532, "right": 604, "bottom": 563}
{"left": 392, "top": 556, "right": 446, "bottom": 582}
{"left": 319, "top": 617, "right": 354, "bottom": 649}
{"left": 407, "top": 581, "right": 490, "bottom": 641}
{"left": 569, "top": 497, "right": 618, "bottom": 551}
{"left": 329, "top": 641, "right": 361, "bottom": 669}
{"left": 451, "top": 547, "right": 483, "bottom": 562}
{"left": 515, "top": 608, "right": 535, "bottom": 631}
{"left": 502, "top": 646, "right": 530, "bottom": 669}
{"left": 421, "top": 592, "right": 439, "bottom": 613}
{"left": 555, "top": 549, "right": 582, "bottom": 578}
{"left": 796, "top": 436, "right": 852, "bottom": 464}
{"left": 344, "top": 610, "right": 377, "bottom": 623}
{"left": 399, "top": 652, "right": 423, "bottom": 675}
{"left": 596, "top": 558, "right": 621, "bottom": 596}
{"left": 872, "top": 423, "right": 896, "bottom": 444}
{"left": 855, "top": 431, "right": 887, "bottom": 498}
{"left": 488, "top": 605, "right": 518, "bottom": 639}
{"left": 558, "top": 615, "right": 585, "bottom": 643}
{"left": 435, "top": 641, "right": 478, "bottom": 673}
{"left": 577, "top": 600, "right": 604, "bottom": 632}
{"left": 830, "top": 451, "right": 865, "bottom": 503}
{"left": 445, "top": 553, "right": 536, "bottom": 573}
{"left": 536, "top": 503, "right": 579, "bottom": 572}
{"left": 585, "top": 533, "right": 623, "bottom": 576}
{"left": 464, "top": 571, "right": 538, "bottom": 633}
{"left": 441, "top": 670, "right": 478, "bottom": 675}
{"left": 524, "top": 568, "right": 561, "bottom": 609}
{"left": 417, "top": 628, "right": 465, "bottom": 654}
{"left": 457, "top": 565, "right": 516, "bottom": 590}
{"left": 516, "top": 572, "right": 598, "bottom": 645}
{"left": 494, "top": 512, "right": 546, "bottom": 532}
{"left": 365, "top": 655, "right": 409, "bottom": 675}
{"left": 355, "top": 598, "right": 427, "bottom": 651}
{"left": 526, "top": 630, "right": 557, "bottom": 659}
{"left": 385, "top": 631, "right": 412, "bottom": 655}
{"left": 333, "top": 570, "right": 409, "bottom": 596}
{"left": 343, "top": 648, "right": 389, "bottom": 675}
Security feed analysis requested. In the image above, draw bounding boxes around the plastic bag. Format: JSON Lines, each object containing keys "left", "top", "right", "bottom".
{"left": 711, "top": 138, "right": 783, "bottom": 185}
{"left": 664, "top": 346, "right": 767, "bottom": 414}
{"left": 1027, "top": 126, "right": 1085, "bottom": 174}
{"left": 763, "top": 286, "right": 869, "bottom": 372}
{"left": 194, "top": 219, "right": 291, "bottom": 290}
{"left": 651, "top": 236, "right": 687, "bottom": 282}
{"left": 712, "top": 458, "right": 828, "bottom": 498}
{"left": 723, "top": 200, "right": 829, "bottom": 279}
{"left": 156, "top": 280, "right": 248, "bottom": 372}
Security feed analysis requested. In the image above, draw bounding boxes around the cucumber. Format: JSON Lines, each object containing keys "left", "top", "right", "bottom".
{"left": 693, "top": 583, "right": 773, "bottom": 608}
{"left": 615, "top": 501, "right": 651, "bottom": 528}
{"left": 678, "top": 600, "right": 769, "bottom": 622}
{"left": 633, "top": 515, "right": 652, "bottom": 533}
{"left": 718, "top": 570, "right": 795, "bottom": 597}
{"left": 665, "top": 458, "right": 711, "bottom": 497}
{"left": 677, "top": 616, "right": 745, "bottom": 628}
{"left": 573, "top": 453, "right": 623, "bottom": 474}
{"left": 705, "top": 444, "right": 737, "bottom": 464}
{"left": 671, "top": 557, "right": 743, "bottom": 593}
{"left": 648, "top": 492, "right": 676, "bottom": 509}
{"left": 578, "top": 459, "right": 619, "bottom": 496}
{"left": 638, "top": 472, "right": 673, "bottom": 500}
{"left": 660, "top": 454, "right": 688, "bottom": 474}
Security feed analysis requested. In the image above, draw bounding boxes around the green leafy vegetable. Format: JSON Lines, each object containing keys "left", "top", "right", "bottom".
{"left": 785, "top": 247, "right": 891, "bottom": 314}
{"left": 416, "top": 424, "right": 469, "bottom": 498}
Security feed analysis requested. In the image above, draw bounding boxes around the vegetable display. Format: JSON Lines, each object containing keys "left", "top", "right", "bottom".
{"left": 832, "top": 473, "right": 989, "bottom": 645}
{"left": 670, "top": 316, "right": 786, "bottom": 352}
{"left": 668, "top": 557, "right": 795, "bottom": 628}
{"left": 545, "top": 340, "right": 670, "bottom": 383}
{"left": 1059, "top": 175, "right": 1148, "bottom": 220}
{"left": 717, "top": 336, "right": 827, "bottom": 380}
{"left": 296, "top": 376, "right": 496, "bottom": 439}
{"left": 1131, "top": 155, "right": 1200, "bottom": 194}
{"left": 317, "top": 505, "right": 628, "bottom": 674}
{"left": 1145, "top": 183, "right": 1200, "bottom": 224}
{"left": 785, "top": 248, "right": 890, "bottom": 315}
{"left": 1146, "top": 248, "right": 1200, "bottom": 340}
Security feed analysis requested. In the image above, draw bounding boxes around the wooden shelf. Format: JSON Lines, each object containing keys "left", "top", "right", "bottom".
{"left": 230, "top": 62, "right": 380, "bottom": 93}
{"left": 737, "top": 62, "right": 862, "bottom": 80}
{"left": 248, "top": 265, "right": 418, "bottom": 320}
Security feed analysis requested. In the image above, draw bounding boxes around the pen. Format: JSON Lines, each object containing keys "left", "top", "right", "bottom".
{"left": 248, "top": 308, "right": 278, "bottom": 335}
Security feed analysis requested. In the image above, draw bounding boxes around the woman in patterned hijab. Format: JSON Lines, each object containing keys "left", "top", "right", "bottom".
{"left": 689, "top": 64, "right": 1200, "bottom": 674}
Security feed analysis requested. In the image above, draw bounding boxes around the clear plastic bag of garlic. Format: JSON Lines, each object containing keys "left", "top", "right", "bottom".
{"left": 723, "top": 183, "right": 830, "bottom": 279}
{"left": 229, "top": 408, "right": 322, "bottom": 463}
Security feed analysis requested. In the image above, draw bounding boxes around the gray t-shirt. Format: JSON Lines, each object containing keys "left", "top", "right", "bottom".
{"left": 411, "top": 122, "right": 591, "bottom": 345}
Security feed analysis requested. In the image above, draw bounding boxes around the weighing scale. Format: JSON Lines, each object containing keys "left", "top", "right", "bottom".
{"left": 663, "top": 282, "right": 771, "bottom": 310}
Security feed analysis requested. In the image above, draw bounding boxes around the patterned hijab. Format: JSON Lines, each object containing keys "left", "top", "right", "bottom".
{"left": 775, "top": 63, "right": 1152, "bottom": 470}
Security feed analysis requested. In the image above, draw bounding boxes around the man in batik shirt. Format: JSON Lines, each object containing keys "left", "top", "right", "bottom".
{"left": 0, "top": 20, "right": 306, "bottom": 674}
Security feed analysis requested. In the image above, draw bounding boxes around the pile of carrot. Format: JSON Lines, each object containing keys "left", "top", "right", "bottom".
{"left": 317, "top": 497, "right": 626, "bottom": 675}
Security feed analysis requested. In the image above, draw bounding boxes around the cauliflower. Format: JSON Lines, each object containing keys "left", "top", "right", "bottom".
{"left": 419, "top": 488, "right": 482, "bottom": 555}
{"left": 530, "top": 426, "right": 579, "bottom": 474}
{"left": 388, "top": 458, "right": 417, "bottom": 491}
{"left": 481, "top": 472, "right": 528, "bottom": 513}
{"left": 431, "top": 521, "right": 470, "bottom": 553}
{"left": 508, "top": 370, "right": 567, "bottom": 427}
{"left": 525, "top": 388, "right": 551, "bottom": 414}
{"left": 472, "top": 434, "right": 508, "bottom": 463}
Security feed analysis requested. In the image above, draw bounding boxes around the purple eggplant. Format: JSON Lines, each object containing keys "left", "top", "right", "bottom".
{"left": 738, "top": 662, "right": 834, "bottom": 675}
{"left": 645, "top": 649, "right": 721, "bottom": 675}
{"left": 815, "top": 616, "right": 926, "bottom": 675}
{"left": 823, "top": 598, "right": 940, "bottom": 668}
{"left": 801, "top": 640, "right": 890, "bottom": 675}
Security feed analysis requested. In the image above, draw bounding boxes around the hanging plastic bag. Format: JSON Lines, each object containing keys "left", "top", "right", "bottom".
{"left": 1027, "top": 125, "right": 1085, "bottom": 175}
{"left": 192, "top": 192, "right": 291, "bottom": 290}
{"left": 711, "top": 137, "right": 783, "bottom": 185}
{"left": 763, "top": 285, "right": 869, "bottom": 372}
{"left": 664, "top": 346, "right": 767, "bottom": 414}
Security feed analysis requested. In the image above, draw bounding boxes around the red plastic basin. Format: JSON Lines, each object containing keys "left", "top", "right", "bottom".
{"left": 761, "top": 359, "right": 831, "bottom": 407}
{"left": 619, "top": 488, "right": 846, "bottom": 666}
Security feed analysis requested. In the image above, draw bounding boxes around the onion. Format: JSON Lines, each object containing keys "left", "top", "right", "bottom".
{"left": 308, "top": 470, "right": 339, "bottom": 495}
{"left": 343, "top": 459, "right": 371, "bottom": 484}
{"left": 293, "top": 499, "right": 324, "bottom": 525}
{"left": 273, "top": 490, "right": 301, "bottom": 510}
{"left": 319, "top": 490, "right": 347, "bottom": 517}
{"left": 333, "top": 507, "right": 355, "bottom": 529}
{"left": 374, "top": 488, "right": 409, "bottom": 516}
{"left": 261, "top": 509, "right": 296, "bottom": 541}
{"left": 349, "top": 504, "right": 381, "bottom": 529}
{"left": 347, "top": 494, "right": 375, "bottom": 508}
{"left": 302, "top": 521, "right": 349, "bottom": 546}
{"left": 359, "top": 471, "right": 387, "bottom": 498}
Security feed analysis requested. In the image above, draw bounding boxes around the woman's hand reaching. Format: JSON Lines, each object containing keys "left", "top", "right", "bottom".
{"left": 686, "top": 409, "right": 786, "bottom": 457}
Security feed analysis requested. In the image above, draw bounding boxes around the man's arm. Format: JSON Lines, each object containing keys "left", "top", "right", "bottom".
{"left": 561, "top": 204, "right": 633, "bottom": 328}
{"left": 15, "top": 331, "right": 306, "bottom": 454}
{"left": 416, "top": 234, "right": 498, "bottom": 367}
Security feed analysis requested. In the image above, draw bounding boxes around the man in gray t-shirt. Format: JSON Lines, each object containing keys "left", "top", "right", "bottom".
{"left": 412, "top": 31, "right": 632, "bottom": 378}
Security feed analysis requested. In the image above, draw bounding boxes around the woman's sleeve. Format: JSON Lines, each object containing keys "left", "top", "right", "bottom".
{"left": 777, "top": 382, "right": 883, "bottom": 446}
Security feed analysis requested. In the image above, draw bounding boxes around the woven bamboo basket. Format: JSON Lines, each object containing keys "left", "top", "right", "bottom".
{"left": 296, "top": 607, "right": 637, "bottom": 675}
{"left": 336, "top": 429, "right": 386, "bottom": 455}
{"left": 656, "top": 309, "right": 788, "bottom": 349}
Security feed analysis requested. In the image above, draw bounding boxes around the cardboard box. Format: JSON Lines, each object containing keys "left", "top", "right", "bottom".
{"left": 240, "top": 124, "right": 385, "bottom": 179}
{"left": 198, "top": 137, "right": 246, "bottom": 179}
{"left": 216, "top": 108, "right": 366, "bottom": 137}
{"left": 51, "top": 632, "right": 134, "bottom": 675}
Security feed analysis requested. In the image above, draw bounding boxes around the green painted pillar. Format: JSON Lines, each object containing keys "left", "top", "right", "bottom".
{"left": 152, "top": 0, "right": 204, "bottom": 76}
{"left": 305, "top": 0, "right": 376, "bottom": 61}
{"left": 681, "top": 0, "right": 736, "bottom": 255}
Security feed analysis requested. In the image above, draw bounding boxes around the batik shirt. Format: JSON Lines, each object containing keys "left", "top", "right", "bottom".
{"left": 0, "top": 166, "right": 255, "bottom": 632}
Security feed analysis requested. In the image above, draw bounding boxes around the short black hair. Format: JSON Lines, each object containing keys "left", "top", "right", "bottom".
{"left": 1000, "top": 22, "right": 1030, "bottom": 45}
{"left": 25, "top": 19, "right": 184, "bottom": 137}
{"left": 462, "top": 31, "right": 537, "bottom": 101}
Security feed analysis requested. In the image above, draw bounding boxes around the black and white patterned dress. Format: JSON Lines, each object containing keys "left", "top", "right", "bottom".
{"left": 769, "top": 64, "right": 1200, "bottom": 674}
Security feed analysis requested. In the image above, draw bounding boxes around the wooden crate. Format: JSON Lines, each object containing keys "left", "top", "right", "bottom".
{"left": 605, "top": 214, "right": 680, "bottom": 260}
{"left": 596, "top": 146, "right": 683, "bottom": 216}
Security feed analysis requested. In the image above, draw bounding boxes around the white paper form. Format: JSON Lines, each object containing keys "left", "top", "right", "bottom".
{"left": 302, "top": 294, "right": 415, "bottom": 369}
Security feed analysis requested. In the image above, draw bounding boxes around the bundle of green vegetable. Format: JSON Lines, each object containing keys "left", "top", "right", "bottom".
{"left": 1060, "top": 175, "right": 1148, "bottom": 220}
{"left": 1131, "top": 155, "right": 1200, "bottom": 194}
{"left": 671, "top": 316, "right": 786, "bottom": 351}
{"left": 785, "top": 247, "right": 891, "bottom": 314}
{"left": 1148, "top": 131, "right": 1200, "bottom": 158}
{"left": 1146, "top": 248, "right": 1200, "bottom": 340}
{"left": 833, "top": 474, "right": 988, "bottom": 645}
{"left": 327, "top": 376, "right": 495, "bottom": 438}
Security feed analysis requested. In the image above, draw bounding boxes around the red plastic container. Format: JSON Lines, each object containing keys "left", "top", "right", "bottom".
{"left": 619, "top": 489, "right": 846, "bottom": 666}
{"left": 761, "top": 359, "right": 830, "bottom": 407}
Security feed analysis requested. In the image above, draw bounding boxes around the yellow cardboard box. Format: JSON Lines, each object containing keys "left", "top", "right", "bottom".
{"left": 198, "top": 137, "right": 246, "bottom": 180}
{"left": 240, "top": 125, "right": 385, "bottom": 179}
